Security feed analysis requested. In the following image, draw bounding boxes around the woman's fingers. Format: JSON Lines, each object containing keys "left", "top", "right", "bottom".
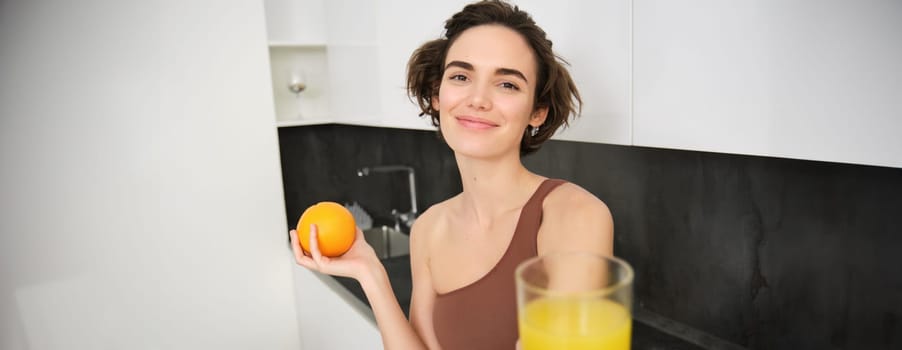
{"left": 308, "top": 224, "right": 327, "bottom": 266}
{"left": 287, "top": 229, "right": 315, "bottom": 268}
{"left": 294, "top": 254, "right": 318, "bottom": 270}
{"left": 289, "top": 230, "right": 305, "bottom": 263}
{"left": 355, "top": 226, "right": 365, "bottom": 240}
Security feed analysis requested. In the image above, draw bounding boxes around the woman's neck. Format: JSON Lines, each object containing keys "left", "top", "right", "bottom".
{"left": 454, "top": 153, "right": 544, "bottom": 229}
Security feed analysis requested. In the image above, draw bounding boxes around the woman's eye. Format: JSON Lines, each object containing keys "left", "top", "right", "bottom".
{"left": 500, "top": 82, "right": 520, "bottom": 90}
{"left": 449, "top": 74, "right": 468, "bottom": 82}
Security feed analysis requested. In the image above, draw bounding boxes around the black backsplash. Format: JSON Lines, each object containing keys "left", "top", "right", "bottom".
{"left": 278, "top": 124, "right": 902, "bottom": 349}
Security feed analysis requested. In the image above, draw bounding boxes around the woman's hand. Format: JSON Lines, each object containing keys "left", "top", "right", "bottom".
{"left": 290, "top": 224, "right": 381, "bottom": 281}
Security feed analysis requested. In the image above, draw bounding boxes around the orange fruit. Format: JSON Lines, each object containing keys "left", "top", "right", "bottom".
{"left": 296, "top": 201, "right": 356, "bottom": 257}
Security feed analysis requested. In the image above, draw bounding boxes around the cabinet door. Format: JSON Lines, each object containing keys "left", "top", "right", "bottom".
{"left": 323, "top": 0, "right": 382, "bottom": 123}
{"left": 374, "top": 0, "right": 467, "bottom": 131}
{"left": 265, "top": 0, "right": 327, "bottom": 45}
{"left": 633, "top": 0, "right": 902, "bottom": 168}
{"left": 521, "top": 0, "right": 632, "bottom": 145}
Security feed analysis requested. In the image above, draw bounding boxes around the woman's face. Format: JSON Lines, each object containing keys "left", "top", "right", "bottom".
{"left": 433, "top": 24, "right": 547, "bottom": 160}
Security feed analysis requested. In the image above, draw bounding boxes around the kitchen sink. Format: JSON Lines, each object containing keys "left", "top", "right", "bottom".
{"left": 364, "top": 225, "right": 410, "bottom": 259}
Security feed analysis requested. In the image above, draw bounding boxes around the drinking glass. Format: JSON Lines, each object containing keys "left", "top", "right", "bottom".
{"left": 288, "top": 69, "right": 307, "bottom": 96}
{"left": 287, "top": 68, "right": 307, "bottom": 118}
{"left": 516, "top": 252, "right": 634, "bottom": 350}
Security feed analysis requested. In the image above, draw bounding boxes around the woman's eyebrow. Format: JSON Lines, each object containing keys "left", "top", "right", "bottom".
{"left": 496, "top": 68, "right": 528, "bottom": 83}
{"left": 445, "top": 60, "right": 474, "bottom": 71}
{"left": 444, "top": 60, "right": 528, "bottom": 83}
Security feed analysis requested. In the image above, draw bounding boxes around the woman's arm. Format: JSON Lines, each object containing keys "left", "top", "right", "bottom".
{"left": 290, "top": 226, "right": 429, "bottom": 350}
{"left": 536, "top": 183, "right": 614, "bottom": 256}
{"left": 407, "top": 211, "right": 442, "bottom": 349}
{"left": 358, "top": 257, "right": 430, "bottom": 350}
{"left": 534, "top": 183, "right": 615, "bottom": 293}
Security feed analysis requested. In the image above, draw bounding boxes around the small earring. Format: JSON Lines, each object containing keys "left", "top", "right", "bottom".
{"left": 531, "top": 126, "right": 540, "bottom": 137}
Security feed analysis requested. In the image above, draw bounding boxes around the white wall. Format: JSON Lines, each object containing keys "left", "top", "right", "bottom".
{"left": 0, "top": 0, "right": 301, "bottom": 349}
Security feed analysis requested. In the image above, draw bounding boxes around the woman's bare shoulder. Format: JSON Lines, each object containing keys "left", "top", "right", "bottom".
{"left": 544, "top": 182, "right": 609, "bottom": 215}
{"left": 539, "top": 182, "right": 614, "bottom": 255}
{"left": 409, "top": 194, "right": 461, "bottom": 246}
{"left": 412, "top": 195, "right": 459, "bottom": 229}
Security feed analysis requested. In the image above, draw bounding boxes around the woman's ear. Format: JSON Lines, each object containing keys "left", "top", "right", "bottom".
{"left": 529, "top": 106, "right": 548, "bottom": 127}
{"left": 431, "top": 95, "right": 440, "bottom": 111}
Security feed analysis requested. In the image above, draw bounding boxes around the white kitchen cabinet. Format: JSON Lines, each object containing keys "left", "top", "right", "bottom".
{"left": 515, "top": 0, "right": 632, "bottom": 145}
{"left": 264, "top": 0, "right": 331, "bottom": 125}
{"left": 269, "top": 0, "right": 901, "bottom": 168}
{"left": 633, "top": 0, "right": 902, "bottom": 168}
{"left": 322, "top": 0, "right": 381, "bottom": 124}
{"left": 370, "top": 0, "right": 469, "bottom": 131}
{"left": 264, "top": 0, "right": 327, "bottom": 45}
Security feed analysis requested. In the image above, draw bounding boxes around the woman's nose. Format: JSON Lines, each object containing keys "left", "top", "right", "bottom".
{"left": 467, "top": 84, "right": 492, "bottom": 111}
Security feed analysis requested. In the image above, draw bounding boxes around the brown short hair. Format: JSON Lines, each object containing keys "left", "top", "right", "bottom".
{"left": 407, "top": 0, "right": 582, "bottom": 156}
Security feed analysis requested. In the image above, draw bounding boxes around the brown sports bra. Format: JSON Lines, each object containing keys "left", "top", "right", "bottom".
{"left": 431, "top": 179, "right": 567, "bottom": 350}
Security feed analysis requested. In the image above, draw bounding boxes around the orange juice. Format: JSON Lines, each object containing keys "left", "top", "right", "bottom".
{"left": 519, "top": 298, "right": 631, "bottom": 350}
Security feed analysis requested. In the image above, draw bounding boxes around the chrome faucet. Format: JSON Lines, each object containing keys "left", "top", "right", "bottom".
{"left": 356, "top": 165, "right": 418, "bottom": 232}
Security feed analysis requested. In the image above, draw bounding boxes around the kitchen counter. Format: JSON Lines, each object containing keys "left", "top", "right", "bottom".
{"left": 327, "top": 255, "right": 744, "bottom": 350}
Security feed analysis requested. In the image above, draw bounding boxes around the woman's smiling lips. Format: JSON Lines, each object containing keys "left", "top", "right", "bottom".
{"left": 455, "top": 116, "right": 499, "bottom": 130}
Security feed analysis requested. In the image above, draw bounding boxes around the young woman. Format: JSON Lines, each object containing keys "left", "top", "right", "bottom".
{"left": 290, "top": 1, "right": 613, "bottom": 349}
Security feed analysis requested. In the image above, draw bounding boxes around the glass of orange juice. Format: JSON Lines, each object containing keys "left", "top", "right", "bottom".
{"left": 516, "top": 252, "right": 634, "bottom": 350}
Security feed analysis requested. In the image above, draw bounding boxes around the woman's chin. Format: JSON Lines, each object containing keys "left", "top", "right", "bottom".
{"left": 447, "top": 140, "right": 510, "bottom": 160}
{"left": 442, "top": 126, "right": 522, "bottom": 159}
